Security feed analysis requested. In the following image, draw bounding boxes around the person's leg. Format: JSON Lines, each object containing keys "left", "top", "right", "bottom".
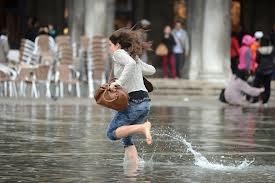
{"left": 107, "top": 119, "right": 151, "bottom": 163}
{"left": 174, "top": 54, "right": 181, "bottom": 78}
{"left": 169, "top": 54, "right": 177, "bottom": 79}
{"left": 180, "top": 53, "right": 185, "bottom": 75}
{"left": 124, "top": 145, "right": 139, "bottom": 163}
{"left": 162, "top": 56, "right": 168, "bottom": 78}
{"left": 107, "top": 101, "right": 151, "bottom": 164}
{"left": 121, "top": 136, "right": 139, "bottom": 163}
{"left": 123, "top": 101, "right": 151, "bottom": 162}
{"left": 231, "top": 57, "right": 237, "bottom": 74}
{"left": 115, "top": 121, "right": 152, "bottom": 145}
{"left": 262, "top": 74, "right": 272, "bottom": 104}
{"left": 121, "top": 136, "right": 133, "bottom": 147}
{"left": 251, "top": 73, "right": 262, "bottom": 103}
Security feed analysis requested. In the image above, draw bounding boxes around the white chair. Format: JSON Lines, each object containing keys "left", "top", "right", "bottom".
{"left": 55, "top": 64, "right": 80, "bottom": 98}
{"left": 0, "top": 64, "right": 17, "bottom": 97}
{"left": 86, "top": 35, "right": 108, "bottom": 98}
{"left": 19, "top": 39, "right": 36, "bottom": 64}
{"left": 16, "top": 65, "right": 38, "bottom": 98}
{"left": 34, "top": 35, "right": 57, "bottom": 65}
{"left": 34, "top": 64, "right": 53, "bottom": 98}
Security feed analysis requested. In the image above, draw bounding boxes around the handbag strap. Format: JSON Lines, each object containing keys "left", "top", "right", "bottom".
{"left": 108, "top": 63, "right": 114, "bottom": 83}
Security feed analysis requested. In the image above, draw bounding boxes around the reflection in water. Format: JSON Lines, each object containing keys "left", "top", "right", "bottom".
{"left": 223, "top": 106, "right": 257, "bottom": 150}
{"left": 0, "top": 103, "right": 275, "bottom": 182}
{"left": 123, "top": 162, "right": 141, "bottom": 182}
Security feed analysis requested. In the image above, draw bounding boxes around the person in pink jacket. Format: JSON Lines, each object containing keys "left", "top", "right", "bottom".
{"left": 238, "top": 35, "right": 255, "bottom": 73}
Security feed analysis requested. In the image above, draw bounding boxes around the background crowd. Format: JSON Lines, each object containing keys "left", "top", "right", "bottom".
{"left": 0, "top": 16, "right": 275, "bottom": 104}
{"left": 224, "top": 27, "right": 275, "bottom": 106}
{"left": 156, "top": 21, "right": 189, "bottom": 79}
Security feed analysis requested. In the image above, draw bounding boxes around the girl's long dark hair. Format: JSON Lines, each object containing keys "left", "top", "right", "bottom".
{"left": 109, "top": 27, "right": 152, "bottom": 59}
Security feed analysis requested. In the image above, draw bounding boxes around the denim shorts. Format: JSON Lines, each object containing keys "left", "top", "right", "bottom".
{"left": 106, "top": 100, "right": 150, "bottom": 147}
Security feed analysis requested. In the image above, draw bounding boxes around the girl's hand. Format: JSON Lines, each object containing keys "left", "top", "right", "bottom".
{"left": 109, "top": 83, "right": 117, "bottom": 91}
{"left": 260, "top": 87, "right": 265, "bottom": 92}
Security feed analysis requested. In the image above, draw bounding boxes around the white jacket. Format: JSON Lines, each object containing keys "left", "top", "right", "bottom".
{"left": 112, "top": 49, "right": 156, "bottom": 93}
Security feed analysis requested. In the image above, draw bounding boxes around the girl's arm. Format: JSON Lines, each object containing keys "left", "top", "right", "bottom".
{"left": 112, "top": 49, "right": 136, "bottom": 86}
{"left": 139, "top": 59, "right": 156, "bottom": 76}
{"left": 240, "top": 79, "right": 263, "bottom": 96}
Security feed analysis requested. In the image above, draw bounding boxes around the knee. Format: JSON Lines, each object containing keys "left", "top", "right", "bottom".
{"left": 106, "top": 129, "right": 117, "bottom": 141}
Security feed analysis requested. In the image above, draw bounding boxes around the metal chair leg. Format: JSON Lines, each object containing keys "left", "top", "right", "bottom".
{"left": 4, "top": 81, "right": 8, "bottom": 96}
{"left": 9, "top": 81, "right": 13, "bottom": 97}
{"left": 31, "top": 81, "right": 38, "bottom": 98}
{"left": 88, "top": 70, "right": 94, "bottom": 98}
{"left": 60, "top": 82, "right": 64, "bottom": 98}
{"left": 12, "top": 82, "right": 17, "bottom": 97}
{"left": 76, "top": 82, "right": 80, "bottom": 98}
{"left": 46, "top": 82, "right": 51, "bottom": 98}
{"left": 68, "top": 83, "right": 72, "bottom": 93}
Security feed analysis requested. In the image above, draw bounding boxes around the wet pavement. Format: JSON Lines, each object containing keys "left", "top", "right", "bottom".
{"left": 0, "top": 97, "right": 275, "bottom": 182}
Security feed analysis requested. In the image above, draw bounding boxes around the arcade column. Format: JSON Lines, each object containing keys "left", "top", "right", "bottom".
{"left": 188, "top": 0, "right": 231, "bottom": 81}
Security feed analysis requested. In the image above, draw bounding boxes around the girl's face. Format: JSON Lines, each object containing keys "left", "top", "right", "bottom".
{"left": 109, "top": 40, "right": 120, "bottom": 54}
{"left": 164, "top": 26, "right": 171, "bottom": 34}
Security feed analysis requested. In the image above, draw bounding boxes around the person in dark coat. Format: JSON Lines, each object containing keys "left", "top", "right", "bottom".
{"left": 24, "top": 17, "right": 38, "bottom": 42}
{"left": 252, "top": 37, "right": 274, "bottom": 104}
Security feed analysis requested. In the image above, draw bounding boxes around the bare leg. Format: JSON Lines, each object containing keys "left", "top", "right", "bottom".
{"left": 115, "top": 120, "right": 152, "bottom": 145}
{"left": 124, "top": 145, "right": 139, "bottom": 163}
{"left": 123, "top": 154, "right": 139, "bottom": 181}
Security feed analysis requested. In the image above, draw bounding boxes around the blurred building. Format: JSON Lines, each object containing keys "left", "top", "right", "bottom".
{"left": 1, "top": 0, "right": 275, "bottom": 80}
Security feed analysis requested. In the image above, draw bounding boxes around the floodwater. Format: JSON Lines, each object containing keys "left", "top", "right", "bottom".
{"left": 0, "top": 101, "right": 275, "bottom": 182}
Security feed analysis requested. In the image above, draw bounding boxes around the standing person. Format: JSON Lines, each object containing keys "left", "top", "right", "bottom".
{"left": 172, "top": 21, "right": 189, "bottom": 78}
{"left": 0, "top": 29, "right": 10, "bottom": 64}
{"left": 269, "top": 24, "right": 275, "bottom": 80}
{"left": 161, "top": 25, "right": 176, "bottom": 79}
{"left": 107, "top": 28, "right": 156, "bottom": 163}
{"left": 230, "top": 32, "right": 240, "bottom": 74}
{"left": 252, "top": 37, "right": 274, "bottom": 105}
{"left": 24, "top": 17, "right": 38, "bottom": 42}
{"left": 48, "top": 24, "right": 57, "bottom": 39}
{"left": 138, "top": 19, "right": 151, "bottom": 63}
{"left": 269, "top": 24, "right": 275, "bottom": 46}
{"left": 250, "top": 31, "right": 263, "bottom": 74}
{"left": 238, "top": 35, "right": 255, "bottom": 75}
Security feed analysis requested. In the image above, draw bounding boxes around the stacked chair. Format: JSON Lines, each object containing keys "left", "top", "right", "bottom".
{"left": 55, "top": 36, "right": 81, "bottom": 98}
{"left": 1, "top": 34, "right": 109, "bottom": 99}
{"left": 34, "top": 35, "right": 56, "bottom": 65}
{"left": 86, "top": 35, "right": 108, "bottom": 97}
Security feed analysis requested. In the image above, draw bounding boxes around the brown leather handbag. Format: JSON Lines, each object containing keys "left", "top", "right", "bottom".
{"left": 94, "top": 66, "right": 128, "bottom": 111}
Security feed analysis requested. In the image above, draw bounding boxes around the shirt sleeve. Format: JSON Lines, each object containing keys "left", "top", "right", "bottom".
{"left": 239, "top": 79, "right": 262, "bottom": 96}
{"left": 245, "top": 49, "right": 252, "bottom": 71}
{"left": 112, "top": 50, "right": 136, "bottom": 86}
{"left": 139, "top": 59, "right": 156, "bottom": 76}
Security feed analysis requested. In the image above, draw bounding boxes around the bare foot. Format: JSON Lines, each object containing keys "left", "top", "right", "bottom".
{"left": 144, "top": 121, "right": 152, "bottom": 145}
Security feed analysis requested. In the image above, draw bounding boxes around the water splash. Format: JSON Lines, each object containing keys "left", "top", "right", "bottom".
{"left": 154, "top": 129, "right": 254, "bottom": 171}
